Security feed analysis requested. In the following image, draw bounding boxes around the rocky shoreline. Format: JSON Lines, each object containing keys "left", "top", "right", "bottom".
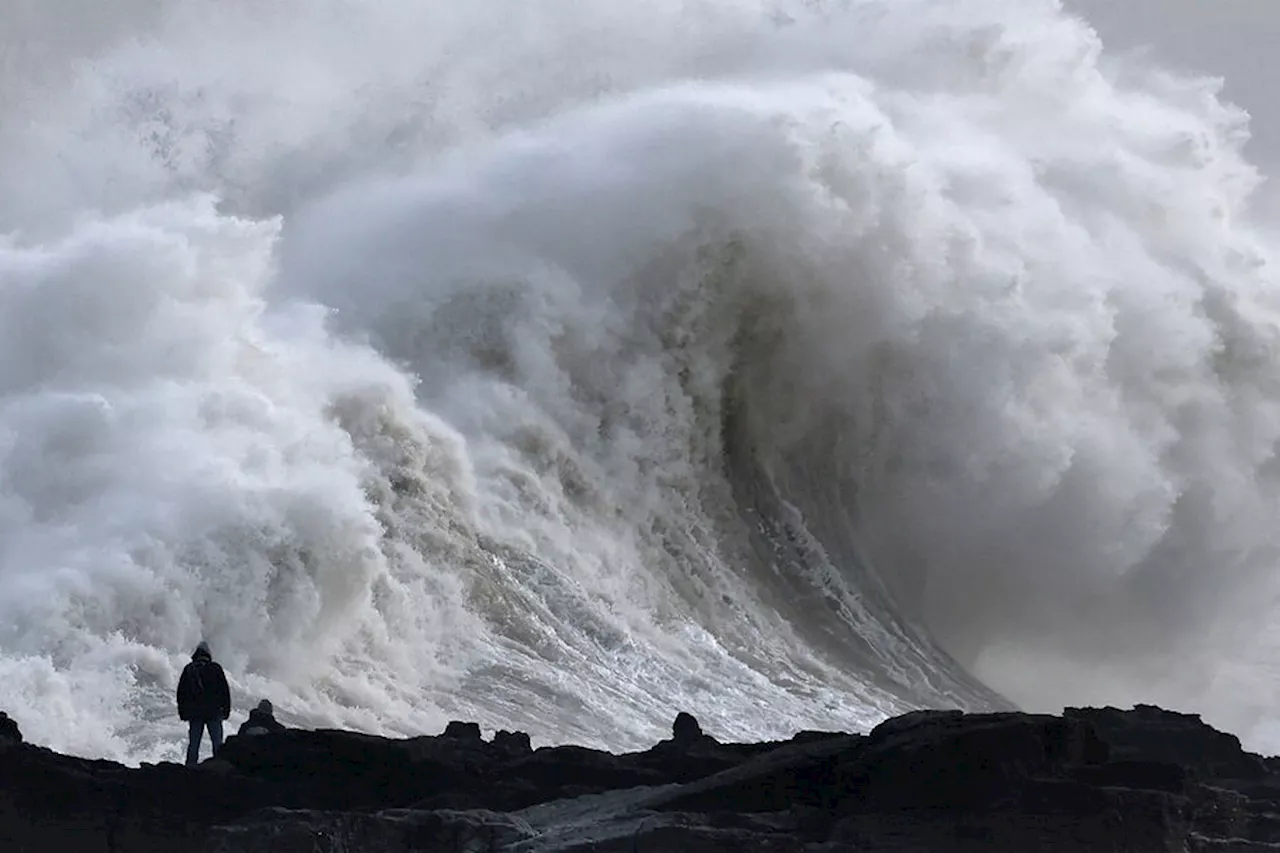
{"left": 2, "top": 704, "right": 1279, "bottom": 851}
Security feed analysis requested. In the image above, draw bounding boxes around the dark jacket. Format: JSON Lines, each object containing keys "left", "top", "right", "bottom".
{"left": 176, "top": 648, "right": 231, "bottom": 722}
{"left": 237, "top": 708, "right": 286, "bottom": 736}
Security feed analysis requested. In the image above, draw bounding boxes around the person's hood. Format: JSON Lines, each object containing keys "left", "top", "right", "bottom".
{"left": 192, "top": 641, "right": 212, "bottom": 661}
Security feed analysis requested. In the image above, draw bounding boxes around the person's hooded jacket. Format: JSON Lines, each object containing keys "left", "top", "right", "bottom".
{"left": 237, "top": 699, "right": 286, "bottom": 736}
{"left": 176, "top": 642, "right": 231, "bottom": 722}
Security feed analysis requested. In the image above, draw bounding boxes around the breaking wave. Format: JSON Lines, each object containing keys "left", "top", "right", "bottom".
{"left": 3, "top": 0, "right": 1280, "bottom": 764}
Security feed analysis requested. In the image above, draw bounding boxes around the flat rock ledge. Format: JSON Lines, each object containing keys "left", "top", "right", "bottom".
{"left": 3, "top": 704, "right": 1280, "bottom": 851}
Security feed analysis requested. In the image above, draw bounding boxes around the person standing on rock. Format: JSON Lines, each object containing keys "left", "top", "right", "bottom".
{"left": 176, "top": 641, "right": 231, "bottom": 766}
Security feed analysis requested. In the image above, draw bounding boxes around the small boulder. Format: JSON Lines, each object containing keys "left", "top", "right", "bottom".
{"left": 492, "top": 730, "right": 532, "bottom": 753}
{"left": 443, "top": 720, "right": 482, "bottom": 741}
{"left": 792, "top": 730, "right": 845, "bottom": 745}
{"left": 672, "top": 712, "right": 706, "bottom": 746}
{"left": 0, "top": 712, "right": 22, "bottom": 743}
{"left": 196, "top": 758, "right": 237, "bottom": 776}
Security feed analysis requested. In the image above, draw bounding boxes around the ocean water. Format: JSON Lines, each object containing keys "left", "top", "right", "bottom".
{"left": 3, "top": 0, "right": 1280, "bottom": 766}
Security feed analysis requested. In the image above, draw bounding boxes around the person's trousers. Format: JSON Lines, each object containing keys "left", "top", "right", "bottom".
{"left": 186, "top": 717, "right": 224, "bottom": 767}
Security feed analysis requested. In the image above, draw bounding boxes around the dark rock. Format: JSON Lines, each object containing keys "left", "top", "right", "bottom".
{"left": 205, "top": 807, "right": 534, "bottom": 853}
{"left": 838, "top": 710, "right": 1110, "bottom": 811}
{"left": 3, "top": 704, "right": 1280, "bottom": 851}
{"left": 1069, "top": 758, "right": 1189, "bottom": 793}
{"left": 649, "top": 733, "right": 866, "bottom": 814}
{"left": 0, "top": 742, "right": 265, "bottom": 852}
{"left": 1064, "top": 704, "right": 1268, "bottom": 780}
{"left": 442, "top": 720, "right": 482, "bottom": 741}
{"left": 0, "top": 712, "right": 21, "bottom": 743}
{"left": 492, "top": 729, "right": 531, "bottom": 753}
{"left": 672, "top": 711, "right": 705, "bottom": 744}
{"left": 790, "top": 730, "right": 845, "bottom": 745}
{"left": 503, "top": 744, "right": 666, "bottom": 803}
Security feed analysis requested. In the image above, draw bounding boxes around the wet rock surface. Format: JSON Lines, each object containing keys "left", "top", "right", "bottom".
{"left": 2, "top": 705, "right": 1278, "bottom": 851}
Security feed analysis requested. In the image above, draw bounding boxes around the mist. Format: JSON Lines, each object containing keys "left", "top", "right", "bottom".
{"left": 3, "top": 0, "right": 1280, "bottom": 763}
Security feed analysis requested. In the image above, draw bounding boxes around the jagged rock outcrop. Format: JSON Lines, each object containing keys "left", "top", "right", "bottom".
{"left": 0, "top": 713, "right": 20, "bottom": 744}
{"left": 1, "top": 705, "right": 1279, "bottom": 851}
{"left": 671, "top": 710, "right": 707, "bottom": 745}
{"left": 492, "top": 730, "right": 532, "bottom": 754}
{"left": 442, "top": 720, "right": 482, "bottom": 742}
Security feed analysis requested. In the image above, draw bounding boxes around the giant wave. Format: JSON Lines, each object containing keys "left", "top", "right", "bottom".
{"left": 3, "top": 0, "right": 1280, "bottom": 765}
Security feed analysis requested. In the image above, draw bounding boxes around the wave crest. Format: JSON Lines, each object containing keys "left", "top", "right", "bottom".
{"left": 3, "top": 0, "right": 1280, "bottom": 762}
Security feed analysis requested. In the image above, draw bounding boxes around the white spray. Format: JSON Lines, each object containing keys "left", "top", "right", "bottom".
{"left": 2, "top": 0, "right": 1280, "bottom": 764}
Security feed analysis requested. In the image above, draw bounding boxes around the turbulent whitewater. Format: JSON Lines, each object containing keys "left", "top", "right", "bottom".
{"left": 3, "top": 0, "right": 1280, "bottom": 765}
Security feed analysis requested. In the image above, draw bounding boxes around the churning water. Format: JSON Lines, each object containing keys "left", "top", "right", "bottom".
{"left": 4, "top": 0, "right": 1280, "bottom": 765}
